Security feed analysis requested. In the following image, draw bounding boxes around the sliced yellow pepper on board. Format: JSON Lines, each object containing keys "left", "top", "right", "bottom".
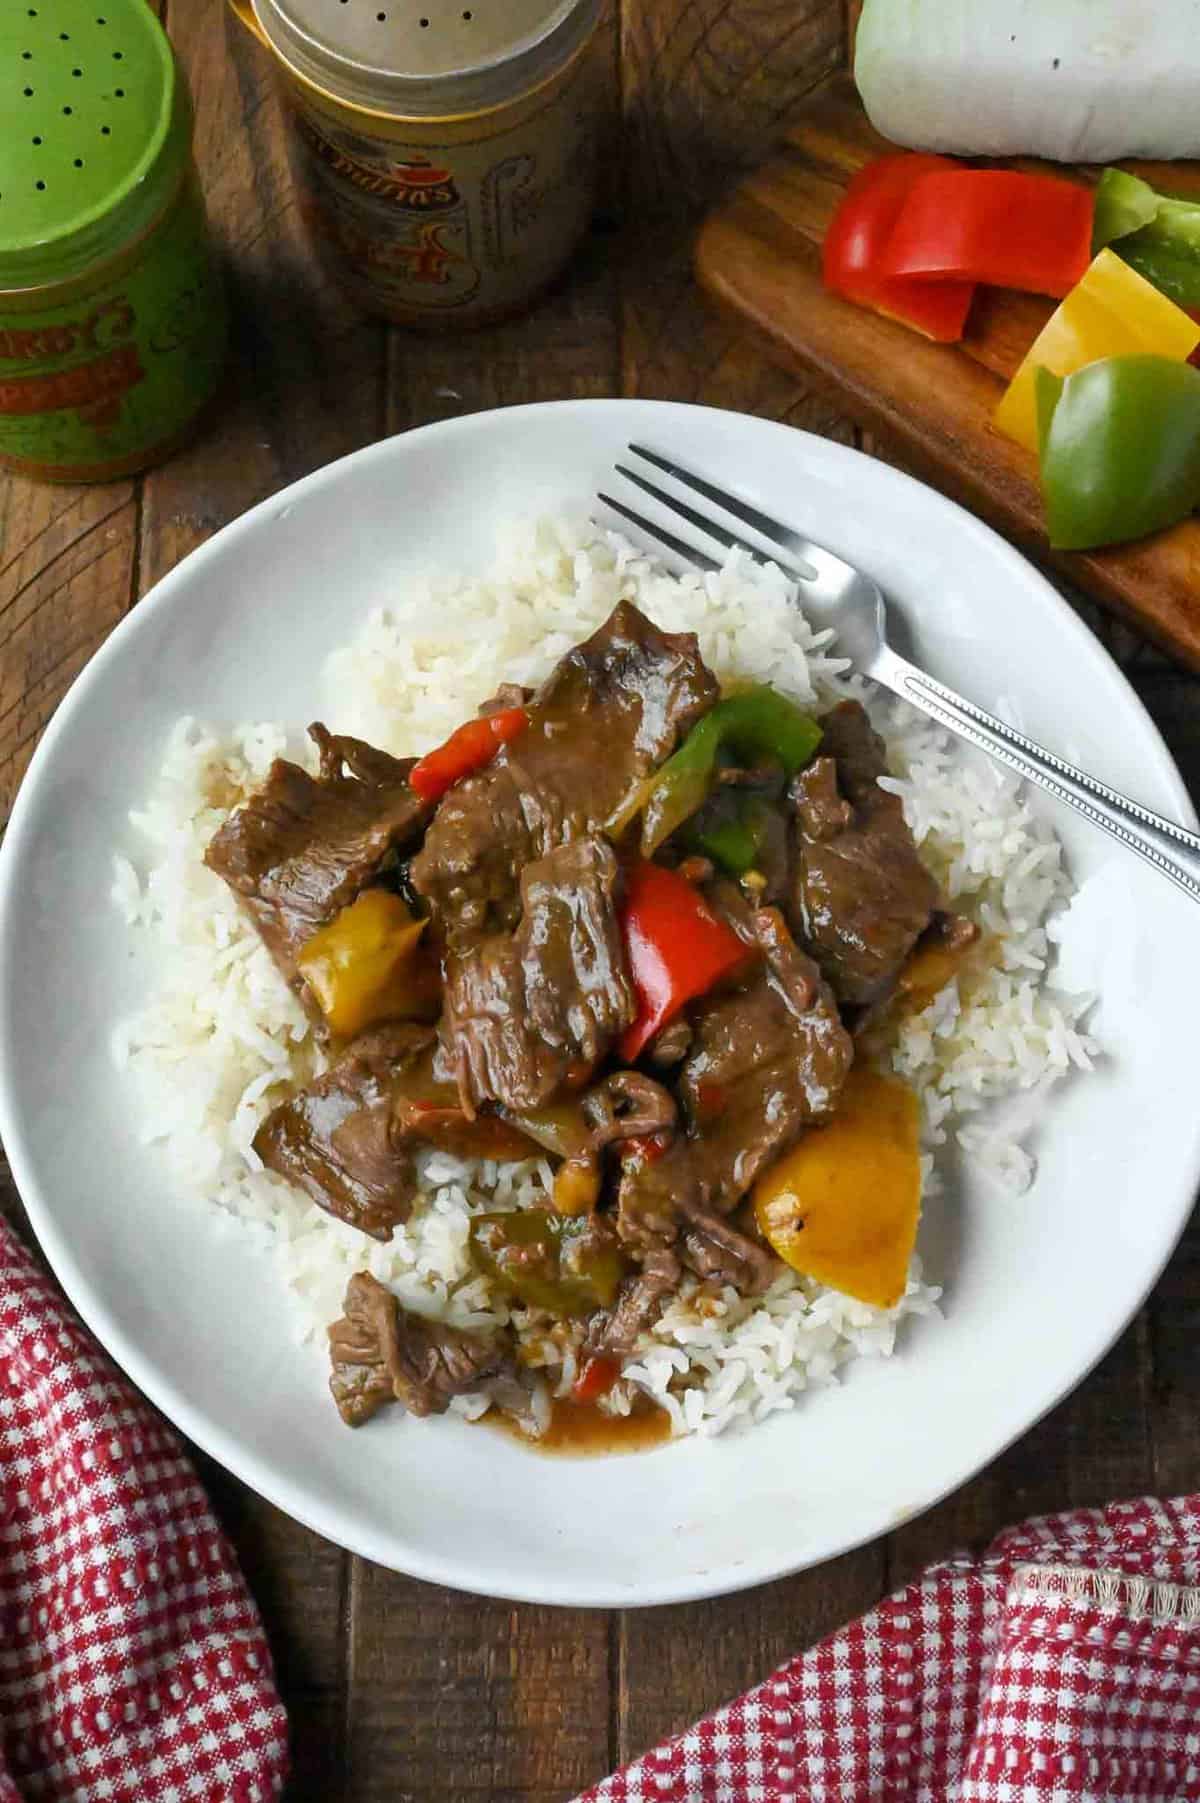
{"left": 753, "top": 1067, "right": 921, "bottom": 1310}
{"left": 297, "top": 888, "right": 427, "bottom": 1039}
{"left": 994, "top": 250, "right": 1200, "bottom": 453}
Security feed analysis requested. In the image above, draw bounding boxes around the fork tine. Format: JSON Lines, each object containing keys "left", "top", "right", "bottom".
{"left": 597, "top": 493, "right": 722, "bottom": 573}
{"left": 615, "top": 466, "right": 808, "bottom": 580}
{"left": 628, "top": 444, "right": 829, "bottom": 579}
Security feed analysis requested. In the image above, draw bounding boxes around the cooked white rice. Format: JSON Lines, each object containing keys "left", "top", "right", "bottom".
{"left": 110, "top": 516, "right": 1097, "bottom": 1439}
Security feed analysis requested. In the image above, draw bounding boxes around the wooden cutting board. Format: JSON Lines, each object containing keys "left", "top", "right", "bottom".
{"left": 695, "top": 78, "right": 1200, "bottom": 671}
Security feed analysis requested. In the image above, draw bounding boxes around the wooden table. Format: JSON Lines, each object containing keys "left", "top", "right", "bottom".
{"left": 1, "top": 3, "right": 1197, "bottom": 1798}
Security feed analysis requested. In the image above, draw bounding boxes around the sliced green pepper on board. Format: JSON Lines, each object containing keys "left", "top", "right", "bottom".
{"left": 629, "top": 685, "right": 822, "bottom": 856}
{"left": 1035, "top": 355, "right": 1200, "bottom": 551}
{"left": 1092, "top": 169, "right": 1160, "bottom": 250}
{"left": 1092, "top": 168, "right": 1200, "bottom": 308}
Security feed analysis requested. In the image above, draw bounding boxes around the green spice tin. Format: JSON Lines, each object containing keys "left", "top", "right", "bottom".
{"left": 0, "top": 1, "right": 227, "bottom": 483}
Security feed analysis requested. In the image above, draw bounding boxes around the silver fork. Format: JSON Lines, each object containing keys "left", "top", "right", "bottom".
{"left": 599, "top": 445, "right": 1200, "bottom": 905}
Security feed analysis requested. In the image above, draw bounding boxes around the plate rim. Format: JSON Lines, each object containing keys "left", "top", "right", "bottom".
{"left": 1, "top": 394, "right": 1197, "bottom": 1608}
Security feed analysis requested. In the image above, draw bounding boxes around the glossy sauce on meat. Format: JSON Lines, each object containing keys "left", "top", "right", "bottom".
{"left": 205, "top": 725, "right": 428, "bottom": 1006}
{"left": 412, "top": 604, "right": 719, "bottom": 1112}
{"left": 790, "top": 701, "right": 938, "bottom": 1007}
{"left": 206, "top": 602, "right": 952, "bottom": 1451}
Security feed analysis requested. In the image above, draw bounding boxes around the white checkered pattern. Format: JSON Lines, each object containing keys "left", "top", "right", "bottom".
{"left": 580, "top": 1498, "right": 1200, "bottom": 1802}
{"left": 0, "top": 1222, "right": 287, "bottom": 1799}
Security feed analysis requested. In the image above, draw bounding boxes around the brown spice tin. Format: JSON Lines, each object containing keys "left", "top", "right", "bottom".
{"left": 230, "top": 0, "right": 601, "bottom": 328}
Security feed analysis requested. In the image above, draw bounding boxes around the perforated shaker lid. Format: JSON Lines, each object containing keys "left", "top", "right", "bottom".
{"left": 0, "top": 0, "right": 187, "bottom": 290}
{"left": 249, "top": 0, "right": 598, "bottom": 119}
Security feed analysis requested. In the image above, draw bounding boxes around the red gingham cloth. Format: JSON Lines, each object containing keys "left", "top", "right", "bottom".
{"left": 580, "top": 1495, "right": 1200, "bottom": 1803}
{"left": 0, "top": 1218, "right": 288, "bottom": 1801}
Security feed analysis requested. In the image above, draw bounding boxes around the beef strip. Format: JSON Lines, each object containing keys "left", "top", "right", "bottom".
{"left": 676, "top": 888, "right": 852, "bottom": 1206}
{"left": 586, "top": 1247, "right": 682, "bottom": 1359}
{"left": 583, "top": 1072, "right": 678, "bottom": 1146}
{"left": 678, "top": 1201, "right": 779, "bottom": 1295}
{"left": 252, "top": 1022, "right": 517, "bottom": 1241}
{"left": 677, "top": 974, "right": 851, "bottom": 1208}
{"left": 442, "top": 836, "right": 636, "bottom": 1112}
{"left": 254, "top": 1023, "right": 433, "bottom": 1239}
{"left": 790, "top": 700, "right": 938, "bottom": 1008}
{"left": 328, "top": 1271, "right": 509, "bottom": 1426}
{"left": 613, "top": 1137, "right": 701, "bottom": 1254}
{"left": 414, "top": 603, "right": 718, "bottom": 1108}
{"left": 615, "top": 898, "right": 852, "bottom": 1252}
{"left": 644, "top": 1015, "right": 694, "bottom": 1069}
{"left": 412, "top": 603, "right": 717, "bottom": 946}
{"left": 205, "top": 722, "right": 428, "bottom": 998}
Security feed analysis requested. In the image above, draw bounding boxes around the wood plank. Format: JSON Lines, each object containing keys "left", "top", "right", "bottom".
{"left": 617, "top": 0, "right": 846, "bottom": 429}
{"left": 0, "top": 478, "right": 137, "bottom": 827}
{"left": 195, "top": 1453, "right": 351, "bottom": 1799}
{"left": 1149, "top": 1201, "right": 1200, "bottom": 1498}
{"left": 694, "top": 78, "right": 1200, "bottom": 672}
{"left": 614, "top": 1550, "right": 885, "bottom": 1773}
{"left": 620, "top": 0, "right": 842, "bottom": 215}
{"left": 347, "top": 1565, "right": 610, "bottom": 1803}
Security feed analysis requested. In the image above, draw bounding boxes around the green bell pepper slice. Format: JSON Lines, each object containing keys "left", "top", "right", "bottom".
{"left": 1035, "top": 354, "right": 1200, "bottom": 551}
{"left": 636, "top": 685, "right": 821, "bottom": 856}
{"left": 1092, "top": 168, "right": 1200, "bottom": 307}
{"left": 692, "top": 805, "right": 765, "bottom": 875}
{"left": 1110, "top": 239, "right": 1200, "bottom": 312}
{"left": 1092, "top": 169, "right": 1160, "bottom": 250}
{"left": 469, "top": 1209, "right": 629, "bottom": 1317}
{"left": 688, "top": 793, "right": 777, "bottom": 875}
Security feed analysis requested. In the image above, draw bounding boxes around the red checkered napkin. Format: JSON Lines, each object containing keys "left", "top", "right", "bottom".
{"left": 0, "top": 1217, "right": 288, "bottom": 1801}
{"left": 580, "top": 1496, "right": 1200, "bottom": 1802}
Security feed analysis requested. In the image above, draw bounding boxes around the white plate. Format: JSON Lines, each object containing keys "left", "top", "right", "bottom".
{"left": 1, "top": 400, "right": 1197, "bottom": 1608}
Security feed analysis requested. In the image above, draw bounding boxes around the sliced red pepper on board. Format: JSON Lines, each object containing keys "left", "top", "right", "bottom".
{"left": 618, "top": 860, "right": 749, "bottom": 1063}
{"left": 822, "top": 154, "right": 975, "bottom": 343}
{"left": 409, "top": 706, "right": 528, "bottom": 804}
{"left": 881, "top": 169, "right": 1094, "bottom": 300}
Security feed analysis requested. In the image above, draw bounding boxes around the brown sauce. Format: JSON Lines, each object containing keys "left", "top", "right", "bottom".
{"left": 859, "top": 931, "right": 999, "bottom": 1061}
{"left": 483, "top": 1397, "right": 672, "bottom": 1457}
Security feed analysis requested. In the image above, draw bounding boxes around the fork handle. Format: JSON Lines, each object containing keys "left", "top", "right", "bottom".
{"left": 876, "top": 648, "right": 1200, "bottom": 904}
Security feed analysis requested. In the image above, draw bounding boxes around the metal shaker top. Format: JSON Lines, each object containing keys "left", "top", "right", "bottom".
{"left": 248, "top": 0, "right": 598, "bottom": 118}
{"left": 0, "top": 0, "right": 184, "bottom": 286}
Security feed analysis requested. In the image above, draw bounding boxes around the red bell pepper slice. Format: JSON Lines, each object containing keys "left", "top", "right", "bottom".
{"left": 618, "top": 860, "right": 749, "bottom": 1063}
{"left": 572, "top": 1355, "right": 621, "bottom": 1405}
{"left": 618, "top": 1131, "right": 672, "bottom": 1167}
{"left": 409, "top": 706, "right": 528, "bottom": 804}
{"left": 881, "top": 169, "right": 1094, "bottom": 300}
{"left": 823, "top": 153, "right": 975, "bottom": 342}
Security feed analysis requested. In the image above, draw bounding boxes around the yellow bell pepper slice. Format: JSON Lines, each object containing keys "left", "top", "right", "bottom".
{"left": 753, "top": 1067, "right": 921, "bottom": 1310}
{"left": 297, "top": 889, "right": 428, "bottom": 1039}
{"left": 994, "top": 249, "right": 1200, "bottom": 453}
